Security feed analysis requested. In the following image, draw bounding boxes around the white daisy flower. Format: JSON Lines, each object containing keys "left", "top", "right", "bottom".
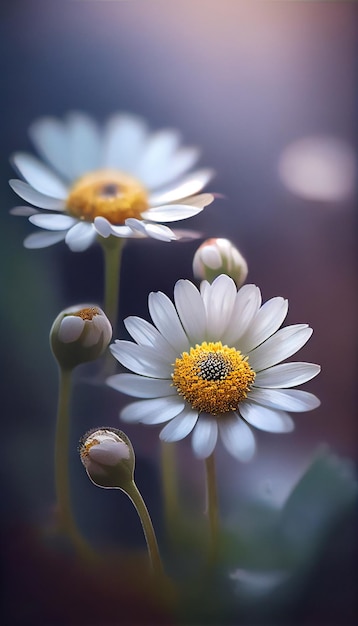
{"left": 107, "top": 275, "right": 321, "bottom": 462}
{"left": 9, "top": 112, "right": 214, "bottom": 251}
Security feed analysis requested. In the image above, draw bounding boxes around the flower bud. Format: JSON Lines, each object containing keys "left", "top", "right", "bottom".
{"left": 79, "top": 428, "right": 135, "bottom": 489}
{"left": 50, "top": 304, "right": 112, "bottom": 370}
{"left": 193, "top": 238, "right": 248, "bottom": 287}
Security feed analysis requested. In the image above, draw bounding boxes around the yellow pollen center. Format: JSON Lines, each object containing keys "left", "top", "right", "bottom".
{"left": 80, "top": 438, "right": 99, "bottom": 462}
{"left": 72, "top": 307, "right": 100, "bottom": 321}
{"left": 67, "top": 169, "right": 149, "bottom": 224}
{"left": 172, "top": 341, "right": 256, "bottom": 415}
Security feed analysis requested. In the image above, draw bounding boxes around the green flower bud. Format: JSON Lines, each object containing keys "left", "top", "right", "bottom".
{"left": 193, "top": 238, "right": 248, "bottom": 287}
{"left": 50, "top": 304, "right": 112, "bottom": 370}
{"left": 79, "top": 428, "right": 135, "bottom": 489}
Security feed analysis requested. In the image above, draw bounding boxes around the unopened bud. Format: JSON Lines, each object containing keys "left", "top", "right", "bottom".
{"left": 50, "top": 304, "right": 112, "bottom": 370}
{"left": 79, "top": 428, "right": 135, "bottom": 489}
{"left": 193, "top": 238, "right": 248, "bottom": 287}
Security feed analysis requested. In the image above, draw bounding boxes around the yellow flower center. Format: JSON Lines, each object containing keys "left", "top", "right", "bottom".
{"left": 172, "top": 341, "right": 256, "bottom": 415}
{"left": 79, "top": 438, "right": 100, "bottom": 465}
{"left": 72, "top": 306, "right": 100, "bottom": 321}
{"left": 67, "top": 169, "right": 149, "bottom": 224}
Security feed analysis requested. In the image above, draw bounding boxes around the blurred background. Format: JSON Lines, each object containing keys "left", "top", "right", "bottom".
{"left": 0, "top": 1, "right": 357, "bottom": 624}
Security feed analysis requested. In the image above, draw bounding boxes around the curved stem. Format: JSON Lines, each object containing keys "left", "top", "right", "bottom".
{"left": 55, "top": 366, "right": 95, "bottom": 561}
{"left": 160, "top": 441, "right": 179, "bottom": 541}
{"left": 126, "top": 481, "right": 164, "bottom": 579}
{"left": 100, "top": 235, "right": 126, "bottom": 332}
{"left": 204, "top": 452, "right": 219, "bottom": 562}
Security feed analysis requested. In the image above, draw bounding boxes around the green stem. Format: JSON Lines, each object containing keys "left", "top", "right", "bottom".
{"left": 55, "top": 366, "right": 95, "bottom": 561}
{"left": 204, "top": 452, "right": 219, "bottom": 562}
{"left": 126, "top": 481, "right": 164, "bottom": 578}
{"left": 160, "top": 441, "right": 179, "bottom": 540}
{"left": 100, "top": 235, "right": 126, "bottom": 332}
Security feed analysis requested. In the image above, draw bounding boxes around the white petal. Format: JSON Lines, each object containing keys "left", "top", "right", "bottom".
{"left": 222, "top": 284, "right": 262, "bottom": 346}
{"left": 148, "top": 147, "right": 200, "bottom": 189}
{"left": 148, "top": 291, "right": 190, "bottom": 353}
{"left": 126, "top": 218, "right": 177, "bottom": 241}
{"left": 248, "top": 325, "right": 313, "bottom": 371}
{"left": 254, "top": 362, "right": 321, "bottom": 388}
{"left": 107, "top": 373, "right": 177, "bottom": 398}
{"left": 248, "top": 389, "right": 321, "bottom": 412}
{"left": 174, "top": 279, "right": 207, "bottom": 343}
{"left": 9, "top": 179, "right": 66, "bottom": 210}
{"left": 141, "top": 203, "right": 205, "bottom": 223}
{"left": 12, "top": 153, "right": 68, "bottom": 199}
{"left": 135, "top": 130, "right": 181, "bottom": 188}
{"left": 176, "top": 193, "right": 214, "bottom": 209}
{"left": 29, "top": 117, "right": 72, "bottom": 180}
{"left": 121, "top": 396, "right": 184, "bottom": 424}
{"left": 58, "top": 315, "right": 84, "bottom": 343}
{"left": 149, "top": 170, "right": 214, "bottom": 206}
{"left": 239, "top": 402, "right": 295, "bottom": 433}
{"left": 88, "top": 440, "right": 129, "bottom": 466}
{"left": 66, "top": 112, "right": 101, "bottom": 177}
{"left": 10, "top": 206, "right": 39, "bottom": 216}
{"left": 81, "top": 321, "right": 101, "bottom": 348}
{"left": 124, "top": 316, "right": 178, "bottom": 361}
{"left": 102, "top": 113, "right": 148, "bottom": 171}
{"left": 238, "top": 297, "right": 289, "bottom": 354}
{"left": 24, "top": 230, "right": 67, "bottom": 249}
{"left": 191, "top": 416, "right": 218, "bottom": 458}
{"left": 219, "top": 416, "right": 256, "bottom": 461}
{"left": 171, "top": 227, "right": 203, "bottom": 241}
{"left": 159, "top": 407, "right": 198, "bottom": 442}
{"left": 65, "top": 222, "right": 97, "bottom": 252}
{"left": 204, "top": 274, "right": 238, "bottom": 338}
{"left": 110, "top": 340, "right": 172, "bottom": 378}
{"left": 29, "top": 213, "right": 77, "bottom": 231}
{"left": 93, "top": 216, "right": 135, "bottom": 239}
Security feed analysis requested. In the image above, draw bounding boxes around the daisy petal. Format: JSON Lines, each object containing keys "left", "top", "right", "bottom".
{"left": 24, "top": 230, "right": 67, "bottom": 249}
{"left": 126, "top": 218, "right": 177, "bottom": 241}
{"left": 204, "top": 274, "right": 238, "bottom": 337}
{"left": 174, "top": 279, "right": 207, "bottom": 343}
{"left": 254, "top": 362, "right": 321, "bottom": 388}
{"left": 148, "top": 291, "right": 190, "bottom": 353}
{"left": 102, "top": 113, "right": 148, "bottom": 171}
{"left": 124, "top": 316, "right": 178, "bottom": 361}
{"left": 29, "top": 214, "right": 77, "bottom": 231}
{"left": 10, "top": 206, "right": 39, "bottom": 216}
{"left": 222, "top": 284, "right": 262, "bottom": 346}
{"left": 58, "top": 315, "right": 84, "bottom": 343}
{"left": 239, "top": 402, "right": 295, "bottom": 433}
{"left": 146, "top": 147, "right": 200, "bottom": 190}
{"left": 219, "top": 416, "right": 256, "bottom": 461}
{"left": 110, "top": 340, "right": 172, "bottom": 378}
{"left": 135, "top": 130, "right": 181, "bottom": 188}
{"left": 29, "top": 117, "right": 72, "bottom": 180}
{"left": 88, "top": 441, "right": 127, "bottom": 466}
{"left": 121, "top": 396, "right": 185, "bottom": 424}
{"left": 65, "top": 222, "right": 97, "bottom": 252}
{"left": 9, "top": 179, "right": 66, "bottom": 210}
{"left": 107, "top": 373, "right": 177, "bottom": 398}
{"left": 159, "top": 407, "right": 198, "bottom": 442}
{"left": 93, "top": 216, "right": 135, "bottom": 239}
{"left": 67, "top": 112, "right": 101, "bottom": 177}
{"left": 176, "top": 193, "right": 214, "bottom": 209}
{"left": 191, "top": 416, "right": 218, "bottom": 458}
{"left": 248, "top": 325, "right": 313, "bottom": 372}
{"left": 238, "top": 297, "right": 289, "bottom": 354}
{"left": 248, "top": 389, "right": 321, "bottom": 412}
{"left": 12, "top": 153, "right": 68, "bottom": 199}
{"left": 149, "top": 170, "right": 214, "bottom": 206}
{"left": 141, "top": 203, "right": 204, "bottom": 223}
